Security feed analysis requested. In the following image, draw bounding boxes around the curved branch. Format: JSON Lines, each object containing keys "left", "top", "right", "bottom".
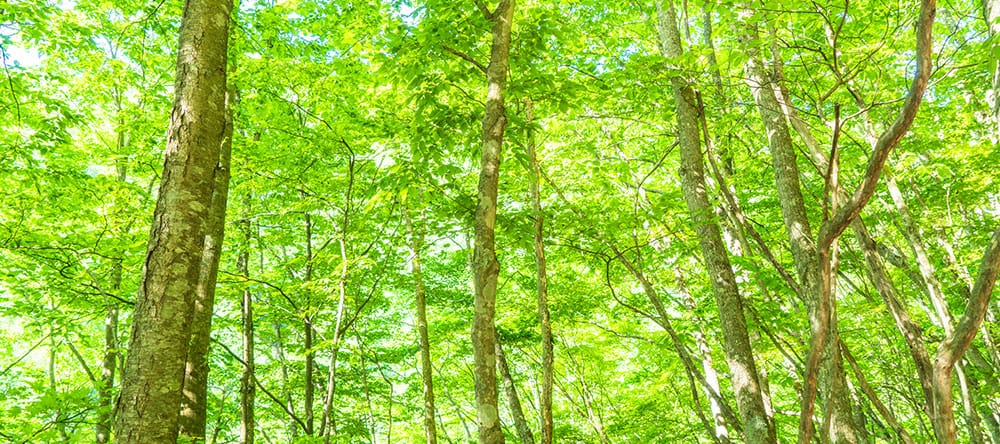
{"left": 819, "top": 0, "right": 937, "bottom": 247}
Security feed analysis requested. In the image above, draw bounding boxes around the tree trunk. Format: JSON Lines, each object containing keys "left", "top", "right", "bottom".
{"left": 404, "top": 200, "right": 438, "bottom": 444}
{"left": 656, "top": 2, "right": 775, "bottom": 442}
{"left": 178, "top": 74, "right": 235, "bottom": 444}
{"left": 113, "top": 0, "right": 232, "bottom": 442}
{"left": 524, "top": 98, "right": 554, "bottom": 444}
{"left": 239, "top": 197, "right": 255, "bottom": 444}
{"left": 496, "top": 333, "right": 535, "bottom": 444}
{"left": 471, "top": 1, "right": 514, "bottom": 443}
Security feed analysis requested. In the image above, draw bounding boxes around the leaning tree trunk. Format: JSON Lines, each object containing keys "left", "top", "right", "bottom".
{"left": 470, "top": 1, "right": 514, "bottom": 444}
{"left": 178, "top": 68, "right": 236, "bottom": 444}
{"left": 656, "top": 2, "right": 775, "bottom": 443}
{"left": 113, "top": 0, "right": 233, "bottom": 442}
{"left": 496, "top": 333, "right": 535, "bottom": 444}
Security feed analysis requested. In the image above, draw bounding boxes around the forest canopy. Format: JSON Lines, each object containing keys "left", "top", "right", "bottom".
{"left": 1, "top": 0, "right": 1000, "bottom": 443}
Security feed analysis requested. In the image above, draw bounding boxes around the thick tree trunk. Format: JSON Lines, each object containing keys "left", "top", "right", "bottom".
{"left": 524, "top": 98, "right": 554, "bottom": 444}
{"left": 113, "top": 0, "right": 232, "bottom": 442}
{"left": 656, "top": 2, "right": 775, "bottom": 443}
{"left": 178, "top": 77, "right": 235, "bottom": 444}
{"left": 471, "top": 2, "right": 513, "bottom": 443}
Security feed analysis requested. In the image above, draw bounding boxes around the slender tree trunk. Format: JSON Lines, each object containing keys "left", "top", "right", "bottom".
{"left": 179, "top": 73, "right": 236, "bottom": 444}
{"left": 524, "top": 98, "right": 554, "bottom": 444}
{"left": 404, "top": 200, "right": 438, "bottom": 444}
{"left": 113, "top": 0, "right": 232, "bottom": 442}
{"left": 239, "top": 196, "right": 255, "bottom": 444}
{"left": 496, "top": 333, "right": 535, "bottom": 444}
{"left": 471, "top": 2, "right": 514, "bottom": 443}
{"left": 656, "top": 2, "right": 775, "bottom": 442}
{"left": 677, "top": 273, "right": 731, "bottom": 444}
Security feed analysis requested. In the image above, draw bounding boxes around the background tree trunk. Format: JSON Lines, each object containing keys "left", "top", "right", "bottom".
{"left": 657, "top": 2, "right": 775, "bottom": 442}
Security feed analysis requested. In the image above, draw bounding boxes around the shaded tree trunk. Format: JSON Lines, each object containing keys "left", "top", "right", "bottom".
{"left": 178, "top": 73, "right": 236, "bottom": 444}
{"left": 113, "top": 0, "right": 233, "bottom": 442}
{"left": 656, "top": 2, "right": 775, "bottom": 442}
{"left": 471, "top": 1, "right": 514, "bottom": 443}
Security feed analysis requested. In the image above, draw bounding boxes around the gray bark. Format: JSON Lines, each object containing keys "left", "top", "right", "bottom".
{"left": 178, "top": 75, "right": 235, "bottom": 444}
{"left": 656, "top": 2, "right": 775, "bottom": 443}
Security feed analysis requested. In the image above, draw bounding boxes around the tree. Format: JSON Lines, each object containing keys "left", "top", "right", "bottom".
{"left": 113, "top": 0, "right": 234, "bottom": 442}
{"left": 470, "top": 1, "right": 514, "bottom": 443}
{"left": 656, "top": 1, "right": 776, "bottom": 442}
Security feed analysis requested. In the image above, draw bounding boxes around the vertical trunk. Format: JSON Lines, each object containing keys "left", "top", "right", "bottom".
{"left": 524, "top": 98, "right": 554, "bottom": 444}
{"left": 274, "top": 322, "right": 298, "bottom": 440}
{"left": 656, "top": 2, "right": 775, "bottom": 442}
{"left": 98, "top": 263, "right": 120, "bottom": 444}
{"left": 113, "top": 0, "right": 232, "bottom": 442}
{"left": 49, "top": 325, "right": 69, "bottom": 443}
{"left": 97, "top": 123, "right": 128, "bottom": 444}
{"left": 471, "top": 2, "right": 514, "bottom": 443}
{"left": 303, "top": 212, "right": 316, "bottom": 436}
{"left": 179, "top": 77, "right": 236, "bottom": 444}
{"left": 404, "top": 202, "right": 438, "bottom": 444}
{"left": 238, "top": 197, "right": 255, "bottom": 444}
{"left": 737, "top": 12, "right": 837, "bottom": 442}
{"left": 496, "top": 333, "right": 535, "bottom": 444}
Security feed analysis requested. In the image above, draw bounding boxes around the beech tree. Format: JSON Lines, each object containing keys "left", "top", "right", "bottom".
{"left": 113, "top": 0, "right": 233, "bottom": 442}
{"left": 1, "top": 0, "right": 998, "bottom": 443}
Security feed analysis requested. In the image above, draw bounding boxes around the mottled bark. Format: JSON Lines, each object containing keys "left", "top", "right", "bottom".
{"left": 657, "top": 2, "right": 775, "bottom": 443}
{"left": 113, "top": 0, "right": 232, "bottom": 442}
{"left": 471, "top": 1, "right": 513, "bottom": 443}
{"left": 179, "top": 77, "right": 235, "bottom": 444}
{"left": 524, "top": 98, "right": 554, "bottom": 444}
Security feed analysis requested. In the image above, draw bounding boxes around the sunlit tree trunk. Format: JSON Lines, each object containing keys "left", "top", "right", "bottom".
{"left": 471, "top": 1, "right": 514, "bottom": 443}
{"left": 656, "top": 2, "right": 775, "bottom": 442}
{"left": 113, "top": 0, "right": 232, "bottom": 442}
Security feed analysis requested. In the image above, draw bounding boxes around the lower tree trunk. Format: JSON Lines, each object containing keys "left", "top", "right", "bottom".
{"left": 405, "top": 202, "right": 438, "bottom": 444}
{"left": 238, "top": 202, "right": 255, "bottom": 444}
{"left": 496, "top": 333, "right": 535, "bottom": 444}
{"left": 524, "top": 98, "right": 554, "bottom": 444}
{"left": 179, "top": 81, "right": 235, "bottom": 444}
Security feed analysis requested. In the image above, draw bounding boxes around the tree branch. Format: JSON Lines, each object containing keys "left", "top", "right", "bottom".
{"left": 819, "top": 0, "right": 937, "bottom": 247}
